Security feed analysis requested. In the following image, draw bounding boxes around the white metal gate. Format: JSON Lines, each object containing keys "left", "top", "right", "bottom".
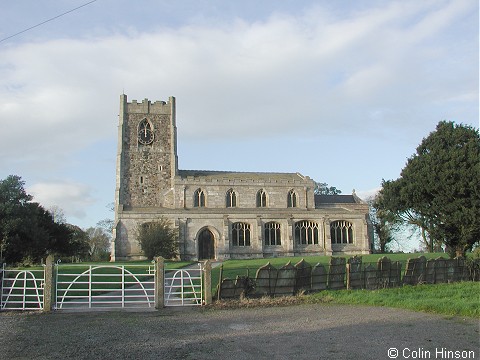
{"left": 55, "top": 264, "right": 155, "bottom": 310}
{"left": 164, "top": 263, "right": 204, "bottom": 306}
{"left": 1, "top": 265, "right": 45, "bottom": 310}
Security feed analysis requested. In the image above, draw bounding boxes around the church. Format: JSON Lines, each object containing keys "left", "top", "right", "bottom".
{"left": 112, "top": 95, "right": 372, "bottom": 261}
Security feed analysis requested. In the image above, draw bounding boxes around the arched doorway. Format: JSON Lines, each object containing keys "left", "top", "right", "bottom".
{"left": 198, "top": 229, "right": 215, "bottom": 260}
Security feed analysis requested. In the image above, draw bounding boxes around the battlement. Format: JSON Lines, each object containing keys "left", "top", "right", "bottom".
{"left": 121, "top": 94, "right": 175, "bottom": 115}
{"left": 176, "top": 170, "right": 314, "bottom": 186}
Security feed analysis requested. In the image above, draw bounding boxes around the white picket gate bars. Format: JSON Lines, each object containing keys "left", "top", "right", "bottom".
{"left": 55, "top": 264, "right": 156, "bottom": 310}
{"left": 164, "top": 263, "right": 204, "bottom": 306}
{"left": 1, "top": 261, "right": 207, "bottom": 311}
{"left": 0, "top": 265, "right": 45, "bottom": 310}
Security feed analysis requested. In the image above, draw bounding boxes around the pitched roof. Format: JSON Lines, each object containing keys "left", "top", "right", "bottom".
{"left": 178, "top": 169, "right": 310, "bottom": 182}
{"left": 315, "top": 194, "right": 359, "bottom": 205}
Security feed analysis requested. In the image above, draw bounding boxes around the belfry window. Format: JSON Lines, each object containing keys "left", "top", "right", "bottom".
{"left": 294, "top": 220, "right": 319, "bottom": 245}
{"left": 256, "top": 189, "right": 268, "bottom": 208}
{"left": 330, "top": 221, "right": 354, "bottom": 244}
{"left": 226, "top": 189, "right": 237, "bottom": 208}
{"left": 264, "top": 222, "right": 281, "bottom": 246}
{"left": 137, "top": 119, "right": 154, "bottom": 145}
{"left": 194, "top": 188, "right": 206, "bottom": 207}
{"left": 287, "top": 189, "right": 297, "bottom": 208}
{"left": 232, "top": 222, "right": 251, "bottom": 246}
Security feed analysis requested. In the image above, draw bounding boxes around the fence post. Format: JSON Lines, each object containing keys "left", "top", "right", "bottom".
{"left": 203, "top": 260, "right": 212, "bottom": 305}
{"left": 155, "top": 257, "right": 164, "bottom": 309}
{"left": 43, "top": 254, "right": 54, "bottom": 312}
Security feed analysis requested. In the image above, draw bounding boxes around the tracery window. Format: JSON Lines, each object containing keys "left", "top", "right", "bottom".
{"left": 256, "top": 189, "right": 268, "bottom": 208}
{"left": 330, "top": 221, "right": 354, "bottom": 244}
{"left": 264, "top": 222, "right": 281, "bottom": 246}
{"left": 194, "top": 188, "right": 206, "bottom": 207}
{"left": 287, "top": 189, "right": 297, "bottom": 208}
{"left": 226, "top": 189, "right": 237, "bottom": 208}
{"left": 294, "top": 220, "right": 319, "bottom": 245}
{"left": 137, "top": 119, "right": 154, "bottom": 145}
{"left": 232, "top": 222, "right": 251, "bottom": 246}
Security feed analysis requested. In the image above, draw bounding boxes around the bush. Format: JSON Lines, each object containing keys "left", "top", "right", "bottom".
{"left": 136, "top": 218, "right": 178, "bottom": 260}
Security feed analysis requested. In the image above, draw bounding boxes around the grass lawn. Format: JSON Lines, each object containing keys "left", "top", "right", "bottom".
{"left": 306, "top": 281, "right": 480, "bottom": 318}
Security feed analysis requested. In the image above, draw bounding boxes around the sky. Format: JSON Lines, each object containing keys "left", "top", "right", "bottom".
{"left": 0, "top": 0, "right": 478, "bottom": 250}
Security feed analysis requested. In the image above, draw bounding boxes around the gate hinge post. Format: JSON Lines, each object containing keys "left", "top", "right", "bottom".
{"left": 155, "top": 257, "right": 165, "bottom": 309}
{"left": 203, "top": 260, "right": 212, "bottom": 305}
{"left": 43, "top": 254, "right": 54, "bottom": 312}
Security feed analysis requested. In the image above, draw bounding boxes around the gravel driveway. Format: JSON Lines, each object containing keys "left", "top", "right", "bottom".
{"left": 1, "top": 304, "right": 478, "bottom": 360}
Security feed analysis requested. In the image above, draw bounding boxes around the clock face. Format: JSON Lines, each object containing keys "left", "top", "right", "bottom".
{"left": 138, "top": 120, "right": 154, "bottom": 145}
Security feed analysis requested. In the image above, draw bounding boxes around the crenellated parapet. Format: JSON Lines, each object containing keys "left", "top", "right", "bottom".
{"left": 123, "top": 96, "right": 175, "bottom": 115}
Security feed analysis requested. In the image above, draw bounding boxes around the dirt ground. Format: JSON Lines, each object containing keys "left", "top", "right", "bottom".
{"left": 1, "top": 304, "right": 478, "bottom": 360}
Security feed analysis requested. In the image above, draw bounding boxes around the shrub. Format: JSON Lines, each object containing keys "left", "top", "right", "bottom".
{"left": 136, "top": 218, "right": 178, "bottom": 260}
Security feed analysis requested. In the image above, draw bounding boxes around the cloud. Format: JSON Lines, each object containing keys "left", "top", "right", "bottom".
{"left": 0, "top": 0, "right": 477, "bottom": 227}
{"left": 28, "top": 181, "right": 95, "bottom": 220}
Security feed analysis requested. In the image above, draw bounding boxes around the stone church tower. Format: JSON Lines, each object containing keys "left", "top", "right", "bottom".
{"left": 113, "top": 95, "right": 372, "bottom": 261}
{"left": 115, "top": 95, "right": 178, "bottom": 209}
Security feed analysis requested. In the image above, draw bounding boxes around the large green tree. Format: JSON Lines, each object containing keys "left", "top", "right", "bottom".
{"left": 0, "top": 175, "right": 89, "bottom": 264}
{"left": 369, "top": 193, "right": 397, "bottom": 253}
{"left": 376, "top": 121, "right": 480, "bottom": 257}
{"left": 137, "top": 218, "right": 178, "bottom": 260}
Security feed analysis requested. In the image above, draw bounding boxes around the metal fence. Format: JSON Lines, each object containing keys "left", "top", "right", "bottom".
{"left": 164, "top": 264, "right": 203, "bottom": 306}
{"left": 1, "top": 265, "right": 45, "bottom": 310}
{"left": 55, "top": 264, "right": 156, "bottom": 310}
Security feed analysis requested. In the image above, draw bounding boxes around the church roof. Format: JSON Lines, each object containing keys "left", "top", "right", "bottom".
{"left": 314, "top": 194, "right": 360, "bottom": 205}
{"left": 178, "top": 169, "right": 311, "bottom": 182}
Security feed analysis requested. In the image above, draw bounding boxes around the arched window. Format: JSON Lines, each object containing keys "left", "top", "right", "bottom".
{"left": 232, "top": 222, "right": 251, "bottom": 246}
{"left": 226, "top": 189, "right": 237, "bottom": 208}
{"left": 287, "top": 189, "right": 297, "bottom": 208}
{"left": 194, "top": 188, "right": 205, "bottom": 207}
{"left": 137, "top": 119, "right": 154, "bottom": 145}
{"left": 256, "top": 189, "right": 268, "bottom": 208}
{"left": 330, "top": 221, "right": 354, "bottom": 244}
{"left": 264, "top": 222, "right": 281, "bottom": 246}
{"left": 294, "top": 220, "right": 319, "bottom": 245}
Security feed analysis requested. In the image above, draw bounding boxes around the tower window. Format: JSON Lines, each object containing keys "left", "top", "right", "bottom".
{"left": 137, "top": 119, "right": 154, "bottom": 145}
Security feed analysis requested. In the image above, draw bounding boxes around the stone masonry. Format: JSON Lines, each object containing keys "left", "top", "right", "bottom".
{"left": 113, "top": 95, "right": 372, "bottom": 261}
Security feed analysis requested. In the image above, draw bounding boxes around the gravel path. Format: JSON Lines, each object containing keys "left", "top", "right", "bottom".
{"left": 1, "top": 304, "right": 478, "bottom": 360}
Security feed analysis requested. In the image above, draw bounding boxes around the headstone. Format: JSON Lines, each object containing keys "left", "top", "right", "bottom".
{"left": 347, "top": 256, "right": 363, "bottom": 290}
{"left": 363, "top": 264, "right": 376, "bottom": 290}
{"left": 389, "top": 261, "right": 402, "bottom": 287}
{"left": 255, "top": 262, "right": 277, "bottom": 296}
{"left": 275, "top": 262, "right": 296, "bottom": 296}
{"left": 328, "top": 257, "right": 346, "bottom": 290}
{"left": 294, "top": 259, "right": 312, "bottom": 293}
{"left": 425, "top": 259, "right": 436, "bottom": 284}
{"left": 376, "top": 256, "right": 391, "bottom": 288}
{"left": 434, "top": 257, "right": 447, "bottom": 283}
{"left": 311, "top": 263, "right": 327, "bottom": 291}
{"left": 219, "top": 279, "right": 236, "bottom": 299}
{"left": 403, "top": 256, "right": 427, "bottom": 285}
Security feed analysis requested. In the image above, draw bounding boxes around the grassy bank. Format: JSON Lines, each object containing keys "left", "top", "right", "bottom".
{"left": 213, "top": 282, "right": 479, "bottom": 318}
{"left": 306, "top": 281, "right": 480, "bottom": 317}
